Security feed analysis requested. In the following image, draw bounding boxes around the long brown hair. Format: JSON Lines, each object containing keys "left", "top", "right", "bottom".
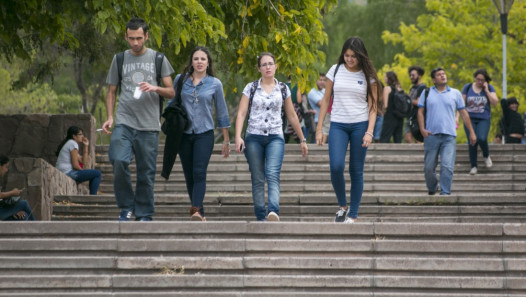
{"left": 337, "top": 37, "right": 382, "bottom": 114}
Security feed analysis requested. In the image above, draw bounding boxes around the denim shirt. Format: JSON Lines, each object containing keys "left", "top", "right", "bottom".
{"left": 172, "top": 74, "right": 230, "bottom": 134}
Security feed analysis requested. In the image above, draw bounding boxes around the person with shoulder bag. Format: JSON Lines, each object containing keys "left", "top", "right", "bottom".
{"left": 380, "top": 71, "right": 406, "bottom": 143}
{"left": 461, "top": 69, "right": 499, "bottom": 175}
{"left": 235, "top": 52, "right": 308, "bottom": 222}
{"left": 316, "top": 37, "right": 382, "bottom": 223}
{"left": 174, "top": 46, "right": 231, "bottom": 222}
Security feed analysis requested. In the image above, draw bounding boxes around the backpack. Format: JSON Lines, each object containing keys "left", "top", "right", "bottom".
{"left": 116, "top": 50, "right": 165, "bottom": 119}
{"left": 390, "top": 86, "right": 412, "bottom": 118}
{"left": 244, "top": 80, "right": 288, "bottom": 137}
{"left": 408, "top": 88, "right": 430, "bottom": 142}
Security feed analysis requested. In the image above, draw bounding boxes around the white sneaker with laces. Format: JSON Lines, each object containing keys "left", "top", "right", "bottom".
{"left": 485, "top": 156, "right": 493, "bottom": 168}
{"left": 344, "top": 217, "right": 355, "bottom": 224}
{"left": 267, "top": 211, "right": 280, "bottom": 221}
{"left": 469, "top": 167, "right": 478, "bottom": 175}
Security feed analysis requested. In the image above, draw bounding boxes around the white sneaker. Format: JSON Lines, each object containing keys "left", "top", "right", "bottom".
{"left": 344, "top": 217, "right": 355, "bottom": 224}
{"left": 485, "top": 156, "right": 493, "bottom": 168}
{"left": 267, "top": 211, "right": 280, "bottom": 222}
{"left": 469, "top": 167, "right": 478, "bottom": 175}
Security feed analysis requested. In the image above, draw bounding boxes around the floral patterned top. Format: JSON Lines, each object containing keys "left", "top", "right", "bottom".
{"left": 242, "top": 78, "right": 291, "bottom": 135}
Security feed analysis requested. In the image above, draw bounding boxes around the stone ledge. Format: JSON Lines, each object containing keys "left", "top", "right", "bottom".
{"left": 3, "top": 158, "right": 88, "bottom": 220}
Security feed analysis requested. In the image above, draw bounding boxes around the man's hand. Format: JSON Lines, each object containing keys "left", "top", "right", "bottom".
{"left": 102, "top": 118, "right": 113, "bottom": 135}
{"left": 139, "top": 82, "right": 158, "bottom": 93}
{"left": 421, "top": 129, "right": 432, "bottom": 139}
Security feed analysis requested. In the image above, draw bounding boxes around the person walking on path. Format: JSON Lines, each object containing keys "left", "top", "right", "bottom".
{"left": 461, "top": 69, "right": 498, "bottom": 175}
{"left": 380, "top": 71, "right": 404, "bottom": 143}
{"left": 103, "top": 17, "right": 175, "bottom": 221}
{"left": 418, "top": 67, "right": 476, "bottom": 196}
{"left": 235, "top": 52, "right": 308, "bottom": 222}
{"left": 172, "top": 46, "right": 231, "bottom": 222}
{"left": 315, "top": 37, "right": 382, "bottom": 224}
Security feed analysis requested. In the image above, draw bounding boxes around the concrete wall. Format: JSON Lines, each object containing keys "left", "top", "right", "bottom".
{"left": 0, "top": 114, "right": 96, "bottom": 220}
{"left": 2, "top": 158, "right": 88, "bottom": 220}
{"left": 0, "top": 114, "right": 97, "bottom": 168}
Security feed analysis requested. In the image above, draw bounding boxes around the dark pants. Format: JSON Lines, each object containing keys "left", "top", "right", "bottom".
{"left": 380, "top": 112, "right": 403, "bottom": 143}
{"left": 178, "top": 130, "right": 215, "bottom": 217}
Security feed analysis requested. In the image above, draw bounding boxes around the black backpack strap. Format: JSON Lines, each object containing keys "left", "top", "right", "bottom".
{"left": 154, "top": 51, "right": 165, "bottom": 119}
{"left": 247, "top": 80, "right": 259, "bottom": 122}
{"left": 116, "top": 52, "right": 125, "bottom": 91}
{"left": 279, "top": 81, "right": 288, "bottom": 117}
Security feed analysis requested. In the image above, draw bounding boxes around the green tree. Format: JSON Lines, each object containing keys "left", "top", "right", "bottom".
{"left": 322, "top": 0, "right": 427, "bottom": 72}
{"left": 382, "top": 0, "right": 526, "bottom": 142}
{"left": 1, "top": 0, "right": 337, "bottom": 116}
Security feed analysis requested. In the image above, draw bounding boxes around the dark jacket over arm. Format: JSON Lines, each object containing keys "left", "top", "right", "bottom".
{"left": 161, "top": 105, "right": 189, "bottom": 179}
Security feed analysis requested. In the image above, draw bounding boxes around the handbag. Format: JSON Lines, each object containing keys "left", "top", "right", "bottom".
{"left": 0, "top": 196, "right": 21, "bottom": 207}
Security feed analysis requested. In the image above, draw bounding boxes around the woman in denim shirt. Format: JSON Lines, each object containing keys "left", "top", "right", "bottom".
{"left": 172, "top": 46, "right": 230, "bottom": 221}
{"left": 235, "top": 52, "right": 308, "bottom": 221}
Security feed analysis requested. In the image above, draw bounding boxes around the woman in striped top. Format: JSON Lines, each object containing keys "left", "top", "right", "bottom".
{"left": 315, "top": 37, "right": 382, "bottom": 223}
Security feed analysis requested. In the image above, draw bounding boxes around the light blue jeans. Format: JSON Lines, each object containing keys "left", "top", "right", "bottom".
{"left": 328, "top": 121, "right": 368, "bottom": 219}
{"left": 423, "top": 134, "right": 456, "bottom": 195}
{"left": 109, "top": 124, "right": 158, "bottom": 219}
{"left": 244, "top": 133, "right": 285, "bottom": 221}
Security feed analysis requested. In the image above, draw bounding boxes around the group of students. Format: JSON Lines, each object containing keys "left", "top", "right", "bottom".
{"left": 378, "top": 66, "right": 524, "bottom": 176}
{"left": 95, "top": 17, "right": 381, "bottom": 224}
{"left": 166, "top": 37, "right": 379, "bottom": 223}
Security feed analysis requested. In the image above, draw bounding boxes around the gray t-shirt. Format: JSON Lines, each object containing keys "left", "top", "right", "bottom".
{"left": 56, "top": 139, "right": 78, "bottom": 174}
{"left": 106, "top": 48, "right": 175, "bottom": 131}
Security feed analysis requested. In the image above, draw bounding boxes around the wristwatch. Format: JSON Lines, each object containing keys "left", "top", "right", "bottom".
{"left": 301, "top": 138, "right": 307, "bottom": 143}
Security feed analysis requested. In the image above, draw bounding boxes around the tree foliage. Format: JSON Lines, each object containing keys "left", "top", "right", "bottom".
{"left": 382, "top": 0, "right": 526, "bottom": 142}
{"left": 322, "top": 0, "right": 427, "bottom": 72}
{"left": 1, "top": 0, "right": 336, "bottom": 108}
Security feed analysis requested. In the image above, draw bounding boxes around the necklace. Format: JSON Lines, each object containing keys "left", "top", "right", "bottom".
{"left": 192, "top": 85, "right": 200, "bottom": 103}
{"left": 191, "top": 75, "right": 206, "bottom": 103}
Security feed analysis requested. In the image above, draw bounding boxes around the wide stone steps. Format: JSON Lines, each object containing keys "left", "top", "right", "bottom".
{"left": 51, "top": 143, "right": 526, "bottom": 222}
{"left": 1, "top": 221, "right": 526, "bottom": 295}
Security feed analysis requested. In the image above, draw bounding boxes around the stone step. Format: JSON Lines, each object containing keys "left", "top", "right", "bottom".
{"left": 53, "top": 192, "right": 526, "bottom": 205}
{"left": 1, "top": 222, "right": 526, "bottom": 294}
{"left": 94, "top": 171, "right": 526, "bottom": 183}
{"left": 95, "top": 182, "right": 524, "bottom": 194}
{"left": 51, "top": 204, "right": 526, "bottom": 222}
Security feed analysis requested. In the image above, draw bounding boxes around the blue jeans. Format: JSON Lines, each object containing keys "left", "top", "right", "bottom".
{"left": 328, "top": 121, "right": 368, "bottom": 219}
{"left": 67, "top": 169, "right": 102, "bottom": 195}
{"left": 178, "top": 130, "right": 215, "bottom": 217}
{"left": 244, "top": 133, "right": 285, "bottom": 221}
{"left": 109, "top": 124, "right": 158, "bottom": 219}
{"left": 463, "top": 117, "right": 490, "bottom": 168}
{"left": 424, "top": 134, "right": 456, "bottom": 195}
{"left": 0, "top": 200, "right": 35, "bottom": 221}
{"left": 374, "top": 115, "right": 383, "bottom": 142}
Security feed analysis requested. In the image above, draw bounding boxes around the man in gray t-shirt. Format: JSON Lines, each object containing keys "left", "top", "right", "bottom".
{"left": 103, "top": 17, "right": 175, "bottom": 221}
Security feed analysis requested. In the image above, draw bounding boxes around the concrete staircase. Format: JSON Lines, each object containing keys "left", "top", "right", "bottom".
{"left": 53, "top": 144, "right": 526, "bottom": 222}
{"left": 4, "top": 143, "right": 526, "bottom": 295}
{"left": 2, "top": 221, "right": 526, "bottom": 296}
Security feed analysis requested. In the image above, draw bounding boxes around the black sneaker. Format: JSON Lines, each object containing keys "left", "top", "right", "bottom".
{"left": 428, "top": 185, "right": 439, "bottom": 195}
{"left": 334, "top": 207, "right": 348, "bottom": 223}
{"left": 118, "top": 210, "right": 133, "bottom": 221}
